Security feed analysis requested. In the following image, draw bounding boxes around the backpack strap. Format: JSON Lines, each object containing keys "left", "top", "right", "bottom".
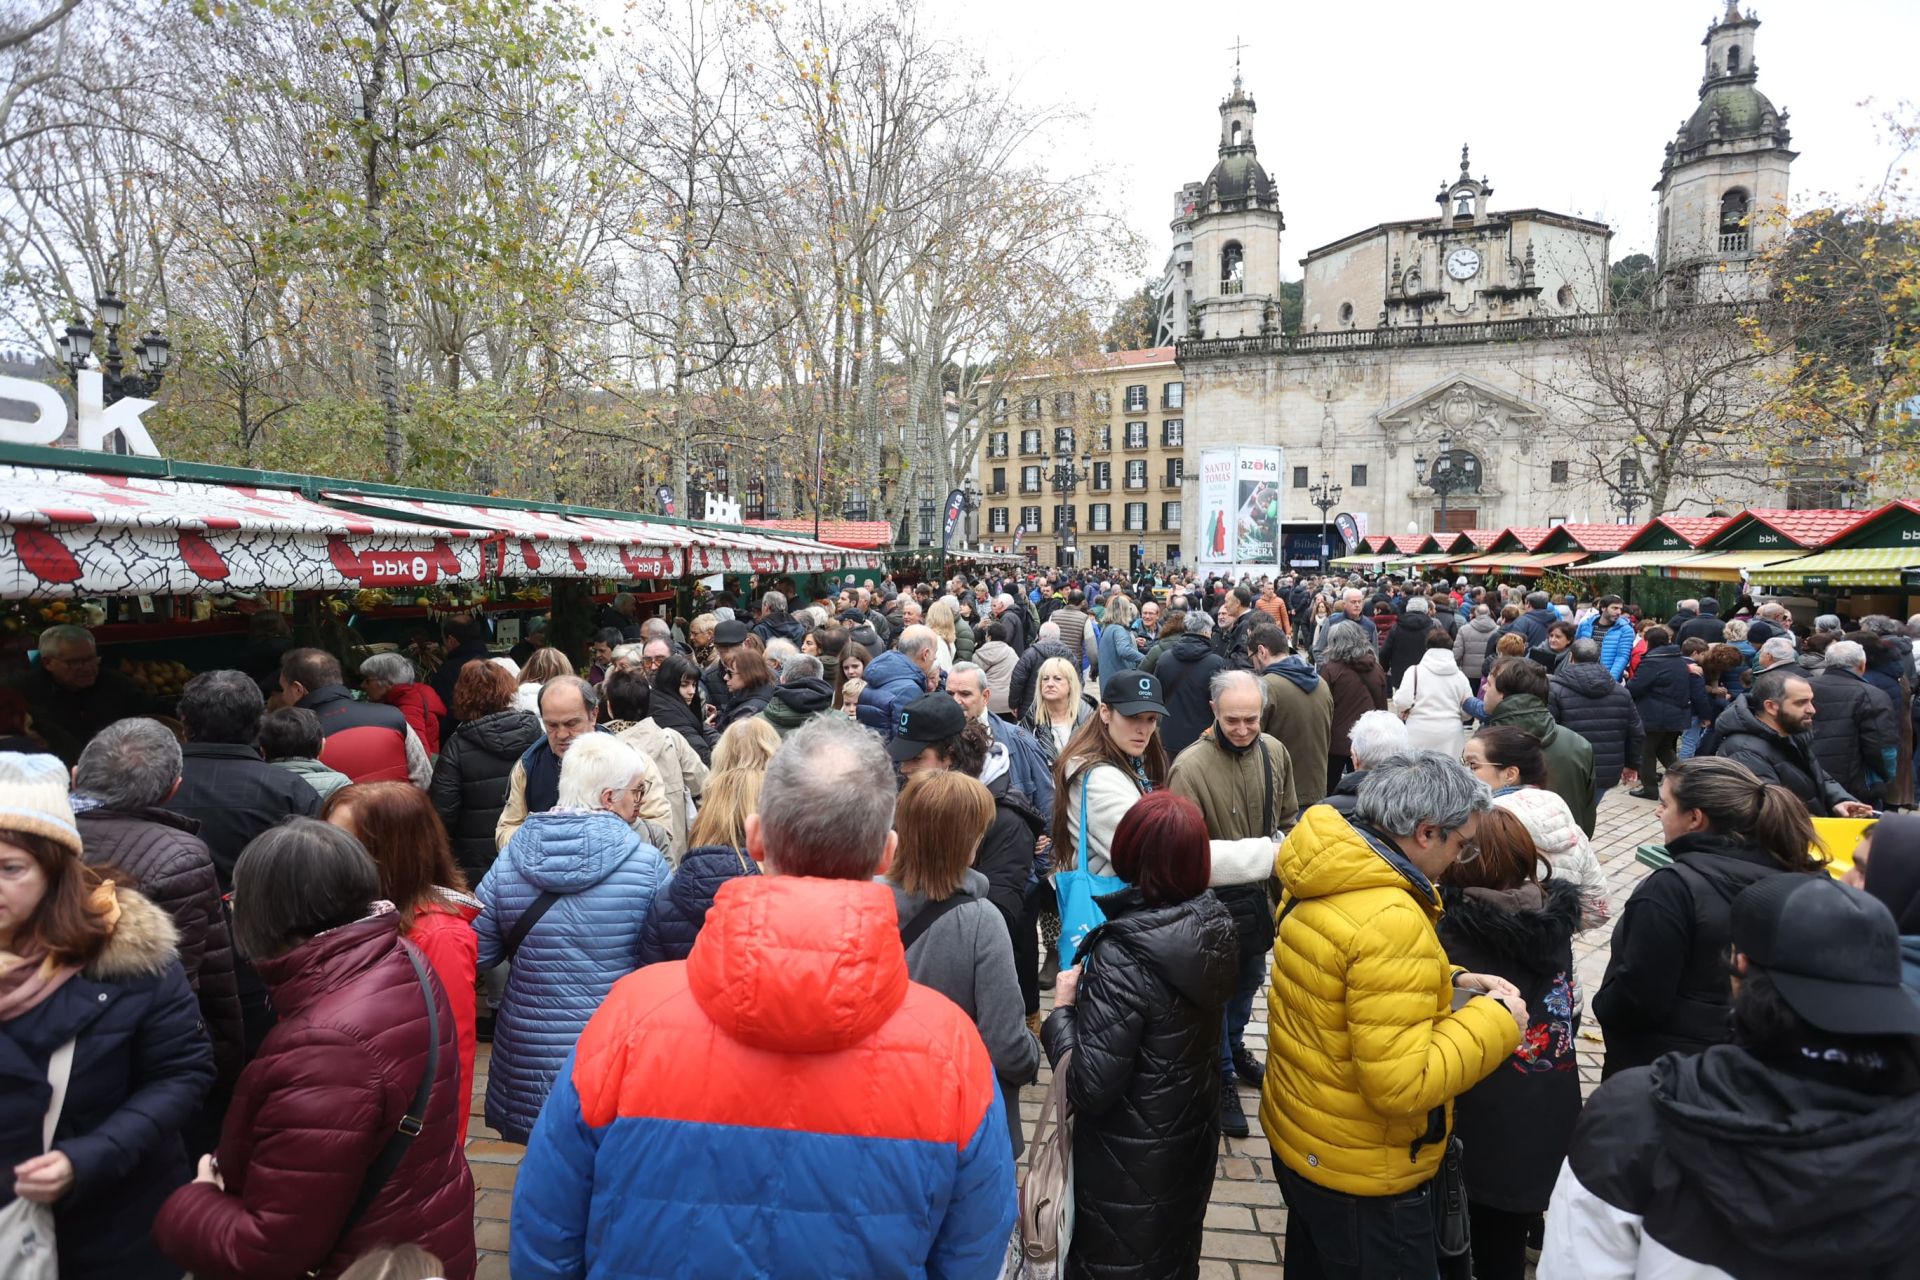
{"left": 503, "top": 889, "right": 561, "bottom": 960}
{"left": 900, "top": 893, "right": 971, "bottom": 951}
{"left": 1257, "top": 737, "right": 1275, "bottom": 838}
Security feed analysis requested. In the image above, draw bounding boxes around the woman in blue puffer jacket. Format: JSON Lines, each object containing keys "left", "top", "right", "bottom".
{"left": 474, "top": 734, "right": 669, "bottom": 1143}
{"left": 639, "top": 768, "right": 762, "bottom": 963}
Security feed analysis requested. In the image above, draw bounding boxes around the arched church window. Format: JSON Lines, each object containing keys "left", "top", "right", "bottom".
{"left": 1726, "top": 46, "right": 1741, "bottom": 72}
{"left": 1231, "top": 121, "right": 1243, "bottom": 148}
{"left": 1720, "top": 189, "right": 1750, "bottom": 253}
{"left": 1221, "top": 241, "right": 1244, "bottom": 294}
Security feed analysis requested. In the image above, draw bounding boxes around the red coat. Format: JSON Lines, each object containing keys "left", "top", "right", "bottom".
{"left": 407, "top": 894, "right": 480, "bottom": 1145}
{"left": 381, "top": 682, "right": 447, "bottom": 755}
{"left": 153, "top": 914, "right": 476, "bottom": 1280}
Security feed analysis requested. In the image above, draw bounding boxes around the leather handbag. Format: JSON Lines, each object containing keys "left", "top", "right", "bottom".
{"left": 0, "top": 1039, "right": 75, "bottom": 1280}
{"left": 1018, "top": 1049, "right": 1075, "bottom": 1265}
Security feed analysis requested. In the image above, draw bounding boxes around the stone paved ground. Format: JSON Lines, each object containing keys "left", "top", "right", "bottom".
{"left": 465, "top": 789, "right": 1663, "bottom": 1278}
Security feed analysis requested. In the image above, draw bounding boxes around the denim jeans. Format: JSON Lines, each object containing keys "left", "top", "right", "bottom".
{"left": 1275, "top": 1161, "right": 1442, "bottom": 1280}
{"left": 1219, "top": 942, "right": 1270, "bottom": 1082}
{"left": 1679, "top": 723, "right": 1704, "bottom": 759}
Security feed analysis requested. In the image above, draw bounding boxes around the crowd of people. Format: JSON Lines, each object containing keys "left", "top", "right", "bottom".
{"left": 4, "top": 566, "right": 1920, "bottom": 1279}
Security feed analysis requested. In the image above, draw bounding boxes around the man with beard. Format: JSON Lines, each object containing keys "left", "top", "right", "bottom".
{"left": 1709, "top": 667, "right": 1876, "bottom": 819}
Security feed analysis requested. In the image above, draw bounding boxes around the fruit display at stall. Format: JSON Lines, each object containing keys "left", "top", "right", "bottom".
{"left": 120, "top": 659, "right": 195, "bottom": 698}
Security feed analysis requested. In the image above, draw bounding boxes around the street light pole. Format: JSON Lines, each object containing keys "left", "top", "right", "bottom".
{"left": 57, "top": 290, "right": 171, "bottom": 410}
{"left": 1046, "top": 446, "right": 1091, "bottom": 573}
{"left": 1308, "top": 470, "right": 1342, "bottom": 569}
{"left": 1415, "top": 432, "right": 1474, "bottom": 535}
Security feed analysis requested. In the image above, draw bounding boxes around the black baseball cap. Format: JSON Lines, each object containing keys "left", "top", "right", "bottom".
{"left": 1731, "top": 874, "right": 1920, "bottom": 1037}
{"left": 1101, "top": 671, "right": 1167, "bottom": 717}
{"left": 887, "top": 693, "right": 967, "bottom": 763}
{"left": 713, "top": 619, "right": 749, "bottom": 647}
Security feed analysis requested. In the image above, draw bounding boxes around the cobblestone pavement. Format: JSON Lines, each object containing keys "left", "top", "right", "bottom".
{"left": 465, "top": 788, "right": 1663, "bottom": 1278}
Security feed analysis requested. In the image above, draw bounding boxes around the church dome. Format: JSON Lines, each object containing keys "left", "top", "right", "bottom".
{"left": 1681, "top": 81, "right": 1778, "bottom": 149}
{"left": 1203, "top": 152, "right": 1277, "bottom": 211}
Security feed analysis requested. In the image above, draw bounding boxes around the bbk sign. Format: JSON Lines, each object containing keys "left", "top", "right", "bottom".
{"left": 0, "top": 371, "right": 161, "bottom": 457}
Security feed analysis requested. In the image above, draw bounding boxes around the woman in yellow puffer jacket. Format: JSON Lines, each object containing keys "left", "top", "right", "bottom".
{"left": 1259, "top": 753, "right": 1525, "bottom": 1273}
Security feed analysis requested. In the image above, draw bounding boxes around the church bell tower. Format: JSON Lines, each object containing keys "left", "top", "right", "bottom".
{"left": 1188, "top": 61, "right": 1285, "bottom": 340}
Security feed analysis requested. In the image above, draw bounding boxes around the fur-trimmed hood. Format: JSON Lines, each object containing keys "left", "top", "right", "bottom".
{"left": 83, "top": 883, "right": 180, "bottom": 982}
{"left": 1439, "top": 876, "right": 1580, "bottom": 969}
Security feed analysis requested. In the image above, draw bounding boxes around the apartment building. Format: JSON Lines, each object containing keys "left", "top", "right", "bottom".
{"left": 976, "top": 347, "right": 1188, "bottom": 572}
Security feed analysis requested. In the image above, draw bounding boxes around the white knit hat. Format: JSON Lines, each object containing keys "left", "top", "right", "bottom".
{"left": 0, "top": 751, "right": 82, "bottom": 855}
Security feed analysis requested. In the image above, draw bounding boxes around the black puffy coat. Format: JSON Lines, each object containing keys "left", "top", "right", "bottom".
{"left": 717, "top": 681, "right": 776, "bottom": 730}
{"left": 1709, "top": 695, "right": 1857, "bottom": 817}
{"left": 1806, "top": 667, "right": 1898, "bottom": 802}
{"left": 1380, "top": 611, "right": 1437, "bottom": 689}
{"left": 1549, "top": 661, "right": 1645, "bottom": 792}
{"left": 1436, "top": 878, "right": 1584, "bottom": 1213}
{"left": 430, "top": 708, "right": 543, "bottom": 881}
{"left": 0, "top": 888, "right": 215, "bottom": 1280}
{"left": 1041, "top": 888, "right": 1237, "bottom": 1280}
{"left": 76, "top": 804, "right": 244, "bottom": 1088}
{"left": 1156, "top": 633, "right": 1229, "bottom": 760}
{"left": 637, "top": 844, "right": 761, "bottom": 963}
{"left": 750, "top": 611, "right": 808, "bottom": 648}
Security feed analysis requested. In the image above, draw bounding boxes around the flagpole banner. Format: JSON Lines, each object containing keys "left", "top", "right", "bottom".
{"left": 1231, "top": 447, "right": 1282, "bottom": 570}
{"left": 1196, "top": 447, "right": 1235, "bottom": 570}
{"left": 940, "top": 488, "right": 967, "bottom": 550}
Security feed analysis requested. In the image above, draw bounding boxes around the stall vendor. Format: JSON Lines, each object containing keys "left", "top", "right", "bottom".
{"left": 12, "top": 622, "right": 157, "bottom": 765}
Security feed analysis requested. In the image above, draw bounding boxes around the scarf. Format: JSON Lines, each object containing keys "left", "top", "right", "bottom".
{"left": 1211, "top": 720, "right": 1259, "bottom": 758}
{"left": 0, "top": 879, "right": 120, "bottom": 1022}
{"left": 1127, "top": 755, "right": 1157, "bottom": 795}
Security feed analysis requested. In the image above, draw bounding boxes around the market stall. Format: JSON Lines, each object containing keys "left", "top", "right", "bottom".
{"left": 1653, "top": 509, "right": 1856, "bottom": 584}
{"left": 1747, "top": 501, "right": 1920, "bottom": 612}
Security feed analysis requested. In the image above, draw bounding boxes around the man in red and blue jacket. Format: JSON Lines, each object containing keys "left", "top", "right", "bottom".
{"left": 511, "top": 715, "right": 1015, "bottom": 1279}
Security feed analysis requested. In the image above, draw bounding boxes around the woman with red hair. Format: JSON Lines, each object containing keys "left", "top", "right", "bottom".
{"left": 1042, "top": 790, "right": 1238, "bottom": 1279}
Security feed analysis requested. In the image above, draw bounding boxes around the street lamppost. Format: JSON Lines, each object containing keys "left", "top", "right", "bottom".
{"left": 1308, "top": 470, "right": 1342, "bottom": 569}
{"left": 58, "top": 291, "right": 171, "bottom": 409}
{"left": 1413, "top": 431, "right": 1477, "bottom": 534}
{"left": 1046, "top": 445, "right": 1091, "bottom": 571}
{"left": 1611, "top": 464, "right": 1652, "bottom": 524}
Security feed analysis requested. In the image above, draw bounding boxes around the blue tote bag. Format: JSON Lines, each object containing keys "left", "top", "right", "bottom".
{"left": 1054, "top": 770, "right": 1126, "bottom": 969}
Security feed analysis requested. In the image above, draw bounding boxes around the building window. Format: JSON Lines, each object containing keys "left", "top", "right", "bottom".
{"left": 988, "top": 432, "right": 1007, "bottom": 458}
{"left": 1054, "top": 426, "right": 1075, "bottom": 456}
{"left": 1124, "top": 384, "right": 1148, "bottom": 413}
{"left": 1089, "top": 503, "right": 1111, "bottom": 532}
{"left": 1052, "top": 391, "right": 1074, "bottom": 418}
{"left": 1051, "top": 504, "right": 1074, "bottom": 532}
{"left": 1124, "top": 502, "right": 1148, "bottom": 531}
{"left": 793, "top": 477, "right": 807, "bottom": 513}
{"left": 843, "top": 488, "right": 869, "bottom": 521}
{"left": 1350, "top": 464, "right": 1367, "bottom": 487}
{"left": 1021, "top": 465, "right": 1042, "bottom": 494}
{"left": 1020, "top": 505, "right": 1043, "bottom": 531}
{"left": 1164, "top": 457, "right": 1184, "bottom": 486}
{"left": 1125, "top": 459, "right": 1147, "bottom": 489}
{"left": 1547, "top": 515, "right": 1568, "bottom": 527}
{"left": 1090, "top": 425, "right": 1111, "bottom": 452}
{"left": 989, "top": 507, "right": 1009, "bottom": 533}
{"left": 1092, "top": 390, "right": 1111, "bottom": 415}
{"left": 1021, "top": 396, "right": 1041, "bottom": 420}
{"left": 744, "top": 478, "right": 765, "bottom": 520}
{"left": 1719, "top": 189, "right": 1751, "bottom": 253}
{"left": 1162, "top": 382, "right": 1184, "bottom": 409}
{"left": 1161, "top": 501, "right": 1182, "bottom": 530}
{"left": 1162, "top": 418, "right": 1184, "bottom": 447}
{"left": 1221, "top": 241, "right": 1244, "bottom": 295}
{"left": 1727, "top": 45, "right": 1740, "bottom": 73}
{"left": 990, "top": 466, "right": 1006, "bottom": 494}
{"left": 1020, "top": 429, "right": 1042, "bottom": 455}
{"left": 992, "top": 397, "right": 1008, "bottom": 423}
{"left": 1338, "top": 301, "right": 1354, "bottom": 326}
{"left": 1167, "top": 543, "right": 1182, "bottom": 561}
{"left": 1124, "top": 421, "right": 1148, "bottom": 449}
{"left": 1093, "top": 461, "right": 1111, "bottom": 491}
{"left": 1550, "top": 460, "right": 1569, "bottom": 484}
{"left": 917, "top": 492, "right": 936, "bottom": 546}
{"left": 1292, "top": 466, "right": 1309, "bottom": 488}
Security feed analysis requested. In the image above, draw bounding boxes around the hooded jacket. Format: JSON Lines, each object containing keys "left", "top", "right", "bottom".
{"left": 152, "top": 912, "right": 475, "bottom": 1280}
{"left": 974, "top": 638, "right": 1018, "bottom": 714}
{"left": 1156, "top": 632, "right": 1229, "bottom": 759}
{"left": 1435, "top": 878, "right": 1583, "bottom": 1214}
{"left": 407, "top": 894, "right": 481, "bottom": 1146}
{"left": 610, "top": 718, "right": 708, "bottom": 861}
{"left": 1322, "top": 655, "right": 1389, "bottom": 760}
{"left": 749, "top": 610, "right": 808, "bottom": 648}
{"left": 638, "top": 844, "right": 760, "bottom": 964}
{"left": 1454, "top": 613, "right": 1501, "bottom": 686}
{"left": 1630, "top": 644, "right": 1713, "bottom": 733}
{"left": 648, "top": 682, "right": 715, "bottom": 766}
{"left": 1260, "top": 806, "right": 1520, "bottom": 1195}
{"left": 1709, "top": 694, "right": 1857, "bottom": 817}
{"left": 1041, "top": 888, "right": 1238, "bottom": 1280}
{"left": 1393, "top": 646, "right": 1473, "bottom": 756}
{"left": 891, "top": 869, "right": 1040, "bottom": 1156}
{"left": 1380, "top": 609, "right": 1437, "bottom": 688}
{"left": 976, "top": 766, "right": 1046, "bottom": 933}
{"left": 854, "top": 648, "right": 932, "bottom": 736}
{"left": 1806, "top": 667, "right": 1898, "bottom": 801}
{"left": 379, "top": 681, "right": 447, "bottom": 755}
{"left": 474, "top": 807, "right": 670, "bottom": 1142}
{"left": 1549, "top": 659, "right": 1645, "bottom": 792}
{"left": 2, "top": 887, "right": 215, "bottom": 1280}
{"left": 1492, "top": 787, "right": 1610, "bottom": 930}
{"left": 1541, "top": 1046, "right": 1920, "bottom": 1279}
{"left": 1259, "top": 659, "right": 1334, "bottom": 807}
{"left": 1593, "top": 831, "right": 1810, "bottom": 1077}
{"left": 509, "top": 876, "right": 1015, "bottom": 1280}
{"left": 74, "top": 802, "right": 245, "bottom": 1086}
{"left": 430, "top": 707, "right": 544, "bottom": 880}
{"left": 1485, "top": 694, "right": 1597, "bottom": 837}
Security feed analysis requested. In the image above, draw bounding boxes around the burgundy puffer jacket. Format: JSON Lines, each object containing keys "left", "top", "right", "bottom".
{"left": 153, "top": 913, "right": 476, "bottom": 1280}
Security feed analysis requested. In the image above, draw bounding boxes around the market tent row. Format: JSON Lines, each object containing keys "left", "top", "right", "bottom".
{"left": 0, "top": 459, "right": 877, "bottom": 599}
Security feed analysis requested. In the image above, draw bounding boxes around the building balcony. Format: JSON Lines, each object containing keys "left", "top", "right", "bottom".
{"left": 1160, "top": 476, "right": 1183, "bottom": 491}
{"left": 1019, "top": 483, "right": 1042, "bottom": 495}
{"left": 1124, "top": 479, "right": 1148, "bottom": 491}
{"left": 1719, "top": 231, "right": 1751, "bottom": 254}
{"left": 1220, "top": 280, "right": 1244, "bottom": 296}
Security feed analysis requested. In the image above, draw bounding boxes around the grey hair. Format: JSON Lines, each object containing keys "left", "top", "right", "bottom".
{"left": 1473, "top": 604, "right": 1491, "bottom": 619}
{"left": 1757, "top": 602, "right": 1788, "bottom": 620}
{"left": 536, "top": 674, "right": 599, "bottom": 714}
{"left": 1322, "top": 619, "right": 1375, "bottom": 666}
{"left": 1526, "top": 591, "right": 1551, "bottom": 610}
{"left": 782, "top": 654, "right": 824, "bottom": 683}
{"left": 713, "top": 607, "right": 735, "bottom": 622}
{"left": 1908, "top": 614, "right": 1920, "bottom": 638}
{"left": 759, "top": 716, "right": 895, "bottom": 878}
{"left": 764, "top": 638, "right": 799, "bottom": 666}
{"left": 1860, "top": 614, "right": 1903, "bottom": 638}
{"left": 947, "top": 661, "right": 986, "bottom": 691}
{"left": 556, "top": 733, "right": 646, "bottom": 809}
{"left": 1209, "top": 667, "right": 1264, "bottom": 706}
{"left": 1568, "top": 638, "right": 1601, "bottom": 664}
{"left": 762, "top": 590, "right": 788, "bottom": 613}
{"left": 1038, "top": 621, "right": 1062, "bottom": 641}
{"left": 1353, "top": 750, "right": 1492, "bottom": 838}
{"left": 1814, "top": 614, "right": 1844, "bottom": 634}
{"left": 358, "top": 652, "right": 415, "bottom": 685}
{"left": 75, "top": 718, "right": 182, "bottom": 809}
{"left": 1758, "top": 636, "right": 1798, "bottom": 666}
{"left": 613, "top": 592, "right": 636, "bottom": 610}
{"left": 995, "top": 593, "right": 1015, "bottom": 609}
{"left": 1182, "top": 608, "right": 1215, "bottom": 636}
{"left": 612, "top": 642, "right": 647, "bottom": 665}
{"left": 1347, "top": 711, "right": 1409, "bottom": 770}
{"left": 1825, "top": 639, "right": 1866, "bottom": 671}
{"left": 640, "top": 617, "right": 671, "bottom": 640}
{"left": 896, "top": 625, "right": 937, "bottom": 660}
{"left": 37, "top": 623, "right": 94, "bottom": 655}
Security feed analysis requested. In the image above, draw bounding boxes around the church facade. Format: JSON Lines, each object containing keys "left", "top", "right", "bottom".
{"left": 1167, "top": 2, "right": 1799, "bottom": 562}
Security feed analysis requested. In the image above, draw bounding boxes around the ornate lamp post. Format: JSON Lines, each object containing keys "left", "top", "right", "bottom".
{"left": 58, "top": 291, "right": 171, "bottom": 409}
{"left": 1046, "top": 445, "right": 1092, "bottom": 570}
{"left": 1413, "top": 431, "right": 1478, "bottom": 533}
{"left": 1611, "top": 465, "right": 1652, "bottom": 524}
{"left": 1308, "top": 470, "right": 1342, "bottom": 568}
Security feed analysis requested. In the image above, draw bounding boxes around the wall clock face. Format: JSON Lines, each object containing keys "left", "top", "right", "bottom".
{"left": 1446, "top": 247, "right": 1482, "bottom": 280}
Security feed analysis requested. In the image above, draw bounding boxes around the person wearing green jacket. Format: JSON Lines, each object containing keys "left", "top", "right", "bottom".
{"left": 1482, "top": 656, "right": 1597, "bottom": 837}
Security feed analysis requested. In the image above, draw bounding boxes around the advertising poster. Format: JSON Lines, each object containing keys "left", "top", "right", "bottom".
{"left": 1232, "top": 447, "right": 1282, "bottom": 565}
{"left": 1196, "top": 447, "right": 1236, "bottom": 568}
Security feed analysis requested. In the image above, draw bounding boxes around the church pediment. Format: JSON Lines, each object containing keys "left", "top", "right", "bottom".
{"left": 1372, "top": 374, "right": 1545, "bottom": 458}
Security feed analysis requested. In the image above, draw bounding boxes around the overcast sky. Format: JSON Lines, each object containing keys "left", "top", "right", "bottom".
{"left": 949, "top": 0, "right": 1918, "bottom": 284}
